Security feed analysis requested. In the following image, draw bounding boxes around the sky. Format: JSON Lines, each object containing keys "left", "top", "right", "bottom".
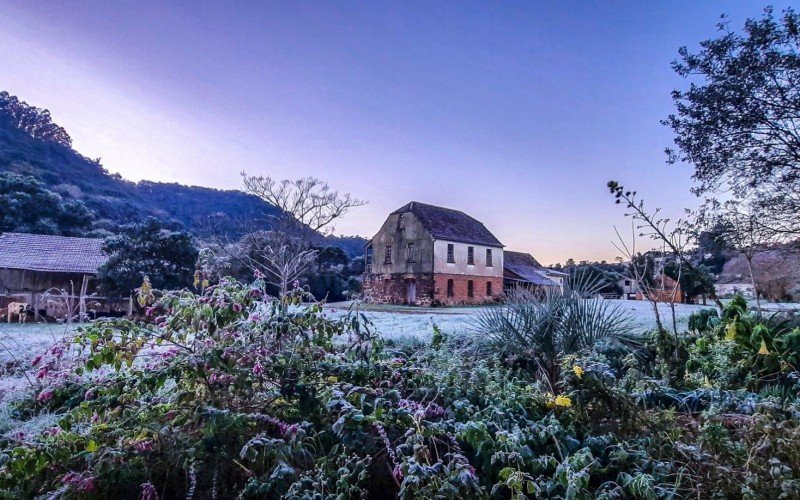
{"left": 0, "top": 1, "right": 793, "bottom": 265}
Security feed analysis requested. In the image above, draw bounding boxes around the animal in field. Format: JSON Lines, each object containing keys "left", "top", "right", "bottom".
{"left": 7, "top": 302, "right": 30, "bottom": 323}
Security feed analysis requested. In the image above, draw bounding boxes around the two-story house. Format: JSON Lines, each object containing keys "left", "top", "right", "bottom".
{"left": 364, "top": 202, "right": 504, "bottom": 306}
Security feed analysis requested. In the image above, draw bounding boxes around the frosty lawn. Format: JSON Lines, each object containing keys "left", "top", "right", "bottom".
{"left": 325, "top": 299, "right": 713, "bottom": 341}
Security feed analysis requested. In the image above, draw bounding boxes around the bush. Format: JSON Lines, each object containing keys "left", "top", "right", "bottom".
{"left": 2, "top": 286, "right": 800, "bottom": 498}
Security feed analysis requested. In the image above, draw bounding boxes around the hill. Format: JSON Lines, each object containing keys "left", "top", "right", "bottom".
{"left": 718, "top": 243, "right": 800, "bottom": 302}
{"left": 0, "top": 90, "right": 366, "bottom": 255}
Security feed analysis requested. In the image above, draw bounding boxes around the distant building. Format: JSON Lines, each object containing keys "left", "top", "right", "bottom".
{"left": 364, "top": 202, "right": 504, "bottom": 306}
{"left": 715, "top": 282, "right": 756, "bottom": 299}
{"left": 618, "top": 277, "right": 638, "bottom": 300}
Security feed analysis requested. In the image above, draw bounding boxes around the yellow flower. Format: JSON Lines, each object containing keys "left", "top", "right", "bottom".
{"left": 758, "top": 339, "right": 770, "bottom": 355}
{"left": 553, "top": 395, "right": 572, "bottom": 408}
{"left": 326, "top": 376, "right": 339, "bottom": 384}
{"left": 572, "top": 365, "right": 584, "bottom": 379}
{"left": 725, "top": 323, "right": 737, "bottom": 341}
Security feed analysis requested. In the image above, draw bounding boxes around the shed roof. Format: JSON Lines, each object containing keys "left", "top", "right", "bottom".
{"left": 503, "top": 251, "right": 559, "bottom": 286}
{"left": 391, "top": 201, "right": 503, "bottom": 248}
{"left": 0, "top": 232, "right": 107, "bottom": 274}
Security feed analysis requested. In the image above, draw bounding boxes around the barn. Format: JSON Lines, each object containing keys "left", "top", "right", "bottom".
{"left": 0, "top": 232, "right": 123, "bottom": 320}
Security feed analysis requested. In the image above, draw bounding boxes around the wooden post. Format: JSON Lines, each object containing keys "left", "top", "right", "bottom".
{"left": 79, "top": 275, "right": 89, "bottom": 321}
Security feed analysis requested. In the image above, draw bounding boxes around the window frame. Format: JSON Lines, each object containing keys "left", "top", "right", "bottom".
{"left": 405, "top": 242, "right": 415, "bottom": 263}
{"left": 467, "top": 280, "right": 474, "bottom": 298}
{"left": 446, "top": 279, "right": 454, "bottom": 297}
{"left": 384, "top": 245, "right": 392, "bottom": 264}
{"left": 446, "top": 244, "right": 455, "bottom": 263}
{"left": 486, "top": 281, "right": 492, "bottom": 296}
{"left": 486, "top": 248, "right": 493, "bottom": 267}
{"left": 467, "top": 246, "right": 475, "bottom": 266}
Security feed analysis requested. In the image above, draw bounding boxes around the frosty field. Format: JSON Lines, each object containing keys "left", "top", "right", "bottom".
{"left": 325, "top": 299, "right": 714, "bottom": 341}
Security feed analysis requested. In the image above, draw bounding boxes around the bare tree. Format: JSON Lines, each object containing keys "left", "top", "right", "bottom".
{"left": 208, "top": 175, "right": 366, "bottom": 297}
{"left": 614, "top": 223, "right": 667, "bottom": 336}
{"left": 709, "top": 201, "right": 778, "bottom": 310}
{"left": 241, "top": 174, "right": 366, "bottom": 240}
{"left": 608, "top": 181, "right": 725, "bottom": 311}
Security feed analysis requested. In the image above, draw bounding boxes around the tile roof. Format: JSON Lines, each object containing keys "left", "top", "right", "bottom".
{"left": 391, "top": 201, "right": 503, "bottom": 248}
{"left": 0, "top": 232, "right": 107, "bottom": 274}
{"left": 503, "top": 251, "right": 559, "bottom": 286}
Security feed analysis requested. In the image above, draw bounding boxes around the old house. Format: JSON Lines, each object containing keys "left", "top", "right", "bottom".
{"left": 364, "top": 202, "right": 504, "bottom": 306}
{"left": 503, "top": 251, "right": 565, "bottom": 292}
{"left": 0, "top": 233, "right": 112, "bottom": 319}
{"left": 618, "top": 277, "right": 638, "bottom": 300}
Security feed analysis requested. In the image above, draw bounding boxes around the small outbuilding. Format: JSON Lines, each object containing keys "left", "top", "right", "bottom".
{"left": 503, "top": 251, "right": 562, "bottom": 292}
{"left": 0, "top": 232, "right": 123, "bottom": 320}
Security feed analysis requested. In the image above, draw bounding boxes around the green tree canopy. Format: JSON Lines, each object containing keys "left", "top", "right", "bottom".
{"left": 0, "top": 172, "right": 93, "bottom": 235}
{"left": 665, "top": 7, "right": 800, "bottom": 237}
{"left": 97, "top": 218, "right": 198, "bottom": 296}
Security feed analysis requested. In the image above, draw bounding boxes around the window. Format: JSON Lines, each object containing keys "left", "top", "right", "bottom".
{"left": 397, "top": 213, "right": 405, "bottom": 230}
{"left": 486, "top": 281, "right": 492, "bottom": 296}
{"left": 383, "top": 279, "right": 390, "bottom": 294}
{"left": 624, "top": 280, "right": 631, "bottom": 286}
{"left": 405, "top": 242, "right": 415, "bottom": 263}
{"left": 447, "top": 279, "right": 454, "bottom": 297}
{"left": 467, "top": 246, "right": 474, "bottom": 265}
{"left": 384, "top": 245, "right": 392, "bottom": 264}
{"left": 467, "top": 280, "right": 474, "bottom": 298}
{"left": 486, "top": 249, "right": 493, "bottom": 267}
{"left": 447, "top": 244, "right": 455, "bottom": 263}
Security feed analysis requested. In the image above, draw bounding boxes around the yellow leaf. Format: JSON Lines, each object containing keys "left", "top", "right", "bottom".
{"left": 758, "top": 339, "right": 770, "bottom": 355}
{"left": 572, "top": 365, "right": 584, "bottom": 379}
{"left": 86, "top": 440, "right": 99, "bottom": 452}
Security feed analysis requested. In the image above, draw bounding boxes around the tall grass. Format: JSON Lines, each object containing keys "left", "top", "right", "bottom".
{"left": 473, "top": 273, "right": 634, "bottom": 391}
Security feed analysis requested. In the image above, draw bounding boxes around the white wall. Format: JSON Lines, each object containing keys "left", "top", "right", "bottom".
{"left": 432, "top": 240, "right": 503, "bottom": 277}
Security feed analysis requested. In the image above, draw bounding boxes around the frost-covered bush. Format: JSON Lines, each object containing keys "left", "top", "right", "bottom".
{"left": 2, "top": 284, "right": 800, "bottom": 498}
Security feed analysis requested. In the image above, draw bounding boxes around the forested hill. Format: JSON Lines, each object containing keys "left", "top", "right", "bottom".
{"left": 0, "top": 91, "right": 282, "bottom": 239}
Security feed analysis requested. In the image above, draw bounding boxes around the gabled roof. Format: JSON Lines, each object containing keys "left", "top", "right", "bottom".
{"left": 504, "top": 251, "right": 543, "bottom": 268}
{"left": 503, "top": 251, "right": 559, "bottom": 286}
{"left": 0, "top": 233, "right": 107, "bottom": 274}
{"left": 391, "top": 201, "right": 503, "bottom": 247}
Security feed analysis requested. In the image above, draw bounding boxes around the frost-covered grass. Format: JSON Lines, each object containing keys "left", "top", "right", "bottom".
{"left": 0, "top": 323, "right": 77, "bottom": 435}
{"left": 0, "top": 323, "right": 75, "bottom": 366}
{"left": 326, "top": 299, "right": 714, "bottom": 340}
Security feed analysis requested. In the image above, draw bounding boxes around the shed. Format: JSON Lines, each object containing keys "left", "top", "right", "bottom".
{"left": 0, "top": 233, "right": 111, "bottom": 318}
{"left": 503, "top": 251, "right": 560, "bottom": 291}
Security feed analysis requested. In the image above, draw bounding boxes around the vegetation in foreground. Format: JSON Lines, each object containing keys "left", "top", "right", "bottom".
{"left": 1, "top": 278, "right": 800, "bottom": 498}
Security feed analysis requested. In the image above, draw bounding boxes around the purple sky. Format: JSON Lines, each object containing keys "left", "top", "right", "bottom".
{"left": 1, "top": 1, "right": 791, "bottom": 264}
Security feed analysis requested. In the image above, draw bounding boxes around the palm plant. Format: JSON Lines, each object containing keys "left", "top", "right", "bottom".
{"left": 473, "top": 273, "right": 634, "bottom": 392}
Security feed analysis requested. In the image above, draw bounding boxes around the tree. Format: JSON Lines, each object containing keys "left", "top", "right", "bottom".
{"left": 0, "top": 172, "right": 93, "bottom": 235}
{"left": 225, "top": 174, "right": 366, "bottom": 296}
{"left": 665, "top": 7, "right": 800, "bottom": 238}
{"left": 97, "top": 218, "right": 198, "bottom": 297}
{"left": 0, "top": 91, "right": 72, "bottom": 147}
{"left": 664, "top": 261, "right": 715, "bottom": 304}
{"left": 241, "top": 174, "right": 366, "bottom": 240}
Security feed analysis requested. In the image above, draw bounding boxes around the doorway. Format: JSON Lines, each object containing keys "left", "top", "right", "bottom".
{"left": 405, "top": 279, "right": 416, "bottom": 305}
